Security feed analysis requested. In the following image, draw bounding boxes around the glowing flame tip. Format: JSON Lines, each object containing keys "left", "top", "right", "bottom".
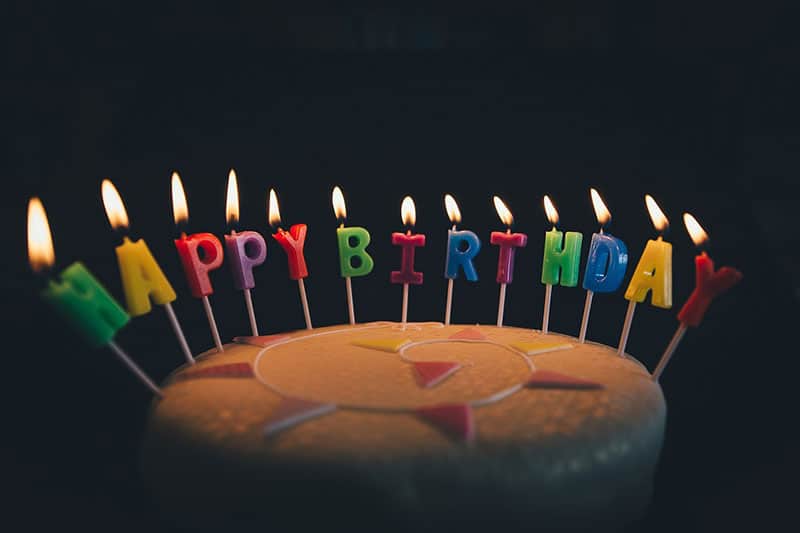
{"left": 27, "top": 197, "right": 55, "bottom": 272}
{"left": 268, "top": 189, "right": 281, "bottom": 227}
{"left": 543, "top": 195, "right": 559, "bottom": 226}
{"left": 332, "top": 186, "right": 347, "bottom": 220}
{"left": 171, "top": 171, "right": 189, "bottom": 226}
{"left": 644, "top": 194, "right": 669, "bottom": 233}
{"left": 225, "top": 169, "right": 239, "bottom": 225}
{"left": 401, "top": 196, "right": 416, "bottom": 227}
{"left": 590, "top": 188, "right": 612, "bottom": 226}
{"left": 444, "top": 194, "right": 461, "bottom": 224}
{"left": 101, "top": 179, "right": 130, "bottom": 230}
{"left": 683, "top": 213, "right": 709, "bottom": 247}
{"left": 493, "top": 196, "right": 513, "bottom": 227}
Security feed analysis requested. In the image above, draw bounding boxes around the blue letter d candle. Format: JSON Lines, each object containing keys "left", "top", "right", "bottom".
{"left": 445, "top": 230, "right": 481, "bottom": 281}
{"left": 582, "top": 233, "right": 628, "bottom": 293}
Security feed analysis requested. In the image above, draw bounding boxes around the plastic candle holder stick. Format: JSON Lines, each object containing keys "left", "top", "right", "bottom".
{"left": 490, "top": 196, "right": 527, "bottom": 327}
{"left": 333, "top": 186, "right": 375, "bottom": 325}
{"left": 28, "top": 198, "right": 161, "bottom": 397}
{"left": 578, "top": 189, "right": 629, "bottom": 343}
{"left": 101, "top": 179, "right": 193, "bottom": 365}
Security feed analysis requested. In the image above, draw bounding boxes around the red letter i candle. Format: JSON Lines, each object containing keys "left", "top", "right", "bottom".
{"left": 391, "top": 196, "right": 425, "bottom": 325}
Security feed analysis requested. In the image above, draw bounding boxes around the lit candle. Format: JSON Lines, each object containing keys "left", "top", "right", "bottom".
{"left": 332, "top": 186, "right": 374, "bottom": 325}
{"left": 268, "top": 188, "right": 313, "bottom": 330}
{"left": 577, "top": 188, "right": 629, "bottom": 343}
{"left": 651, "top": 214, "right": 743, "bottom": 381}
{"left": 391, "top": 196, "right": 425, "bottom": 327}
{"left": 443, "top": 194, "right": 481, "bottom": 325}
{"left": 27, "top": 197, "right": 162, "bottom": 397}
{"left": 540, "top": 195, "right": 583, "bottom": 334}
{"left": 617, "top": 194, "right": 672, "bottom": 355}
{"left": 101, "top": 179, "right": 195, "bottom": 365}
{"left": 490, "top": 196, "right": 527, "bottom": 327}
{"left": 171, "top": 172, "right": 226, "bottom": 352}
{"left": 224, "top": 169, "right": 267, "bottom": 336}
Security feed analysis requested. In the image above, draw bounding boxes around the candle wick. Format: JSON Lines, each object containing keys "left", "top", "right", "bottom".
{"left": 506, "top": 227, "right": 511, "bottom": 234}
{"left": 451, "top": 224, "right": 457, "bottom": 231}
{"left": 406, "top": 229, "right": 411, "bottom": 236}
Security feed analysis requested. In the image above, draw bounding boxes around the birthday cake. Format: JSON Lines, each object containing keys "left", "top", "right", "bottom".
{"left": 141, "top": 322, "right": 666, "bottom": 531}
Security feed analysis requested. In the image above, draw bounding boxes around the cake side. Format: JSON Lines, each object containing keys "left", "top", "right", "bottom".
{"left": 141, "top": 323, "right": 666, "bottom": 530}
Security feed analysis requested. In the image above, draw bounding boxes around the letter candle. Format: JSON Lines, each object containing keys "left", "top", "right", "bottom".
{"left": 224, "top": 170, "right": 267, "bottom": 336}
{"left": 171, "top": 172, "right": 226, "bottom": 352}
{"left": 27, "top": 198, "right": 162, "bottom": 397}
{"left": 617, "top": 194, "right": 672, "bottom": 355}
{"left": 101, "top": 180, "right": 195, "bottom": 365}
{"left": 332, "top": 186, "right": 374, "bottom": 325}
{"left": 443, "top": 194, "right": 481, "bottom": 325}
{"left": 577, "top": 189, "right": 629, "bottom": 343}
{"left": 490, "top": 196, "right": 527, "bottom": 327}
{"left": 651, "top": 214, "right": 742, "bottom": 381}
{"left": 391, "top": 196, "right": 425, "bottom": 327}
{"left": 268, "top": 189, "right": 313, "bottom": 330}
{"left": 540, "top": 195, "right": 583, "bottom": 334}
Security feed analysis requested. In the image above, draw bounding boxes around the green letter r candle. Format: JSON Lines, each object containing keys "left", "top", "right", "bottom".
{"left": 42, "top": 262, "right": 130, "bottom": 347}
{"left": 541, "top": 229, "right": 583, "bottom": 286}
{"left": 337, "top": 226, "right": 374, "bottom": 278}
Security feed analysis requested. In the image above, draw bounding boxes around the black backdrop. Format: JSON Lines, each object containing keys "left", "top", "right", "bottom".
{"left": 4, "top": 3, "right": 799, "bottom": 532}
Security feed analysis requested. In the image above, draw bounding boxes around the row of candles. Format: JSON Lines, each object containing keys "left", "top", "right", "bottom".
{"left": 26, "top": 170, "right": 742, "bottom": 397}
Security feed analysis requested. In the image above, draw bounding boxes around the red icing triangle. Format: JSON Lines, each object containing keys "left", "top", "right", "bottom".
{"left": 448, "top": 327, "right": 487, "bottom": 341}
{"left": 174, "top": 362, "right": 253, "bottom": 381}
{"left": 263, "top": 397, "right": 336, "bottom": 436}
{"left": 416, "top": 404, "right": 475, "bottom": 442}
{"left": 413, "top": 361, "right": 461, "bottom": 388}
{"left": 233, "top": 334, "right": 290, "bottom": 347}
{"left": 524, "top": 370, "right": 604, "bottom": 390}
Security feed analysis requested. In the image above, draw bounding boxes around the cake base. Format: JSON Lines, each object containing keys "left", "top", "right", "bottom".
{"left": 141, "top": 323, "right": 665, "bottom": 531}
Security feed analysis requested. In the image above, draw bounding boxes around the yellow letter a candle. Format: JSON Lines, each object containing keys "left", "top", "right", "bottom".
{"left": 116, "top": 236, "right": 177, "bottom": 316}
{"left": 623, "top": 236, "right": 672, "bottom": 309}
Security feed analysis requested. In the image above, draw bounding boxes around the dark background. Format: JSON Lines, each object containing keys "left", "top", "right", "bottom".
{"left": 3, "top": 2, "right": 799, "bottom": 531}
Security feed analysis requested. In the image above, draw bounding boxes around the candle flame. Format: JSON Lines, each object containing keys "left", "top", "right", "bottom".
{"left": 444, "top": 194, "right": 461, "bottom": 225}
{"left": 332, "top": 186, "right": 347, "bottom": 220}
{"left": 493, "top": 196, "right": 513, "bottom": 227}
{"left": 644, "top": 194, "right": 669, "bottom": 233}
{"left": 27, "top": 197, "right": 55, "bottom": 272}
{"left": 543, "top": 195, "right": 559, "bottom": 226}
{"left": 268, "top": 188, "right": 281, "bottom": 227}
{"left": 590, "top": 188, "right": 611, "bottom": 226}
{"left": 225, "top": 169, "right": 239, "bottom": 225}
{"left": 401, "top": 196, "right": 416, "bottom": 227}
{"left": 171, "top": 171, "right": 189, "bottom": 225}
{"left": 683, "top": 212, "right": 709, "bottom": 247}
{"left": 101, "top": 179, "right": 130, "bottom": 230}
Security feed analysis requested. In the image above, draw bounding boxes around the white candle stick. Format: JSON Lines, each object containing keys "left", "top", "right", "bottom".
{"left": 401, "top": 283, "right": 409, "bottom": 326}
{"left": 345, "top": 276, "right": 355, "bottom": 325}
{"left": 163, "top": 302, "right": 194, "bottom": 364}
{"left": 617, "top": 300, "right": 637, "bottom": 355}
{"left": 497, "top": 283, "right": 507, "bottom": 327}
{"left": 541, "top": 284, "right": 553, "bottom": 334}
{"left": 107, "top": 340, "right": 163, "bottom": 397}
{"left": 243, "top": 288, "right": 259, "bottom": 336}
{"left": 298, "top": 278, "right": 313, "bottom": 329}
{"left": 444, "top": 278, "right": 454, "bottom": 325}
{"left": 578, "top": 290, "right": 594, "bottom": 343}
{"left": 201, "top": 295, "right": 224, "bottom": 352}
{"left": 651, "top": 324, "right": 687, "bottom": 381}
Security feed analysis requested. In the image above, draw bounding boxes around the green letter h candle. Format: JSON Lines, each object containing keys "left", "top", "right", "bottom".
{"left": 541, "top": 229, "right": 583, "bottom": 286}
{"left": 42, "top": 262, "right": 130, "bottom": 347}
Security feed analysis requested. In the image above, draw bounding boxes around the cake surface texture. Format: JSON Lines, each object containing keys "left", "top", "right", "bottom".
{"left": 142, "top": 322, "right": 666, "bottom": 531}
